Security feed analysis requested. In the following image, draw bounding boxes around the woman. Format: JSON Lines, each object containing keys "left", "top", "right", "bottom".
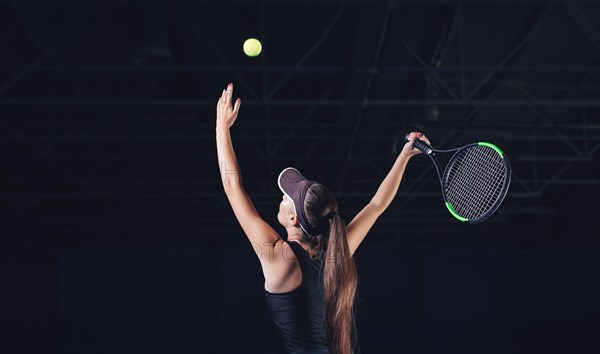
{"left": 216, "top": 83, "right": 429, "bottom": 354}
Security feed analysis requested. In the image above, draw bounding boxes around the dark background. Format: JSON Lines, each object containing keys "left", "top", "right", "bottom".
{"left": 1, "top": 0, "right": 599, "bottom": 353}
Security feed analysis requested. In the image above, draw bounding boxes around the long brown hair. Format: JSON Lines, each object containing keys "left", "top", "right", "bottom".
{"left": 303, "top": 183, "right": 359, "bottom": 354}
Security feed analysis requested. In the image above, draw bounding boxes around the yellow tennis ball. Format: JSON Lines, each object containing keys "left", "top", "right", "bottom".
{"left": 243, "top": 38, "right": 262, "bottom": 57}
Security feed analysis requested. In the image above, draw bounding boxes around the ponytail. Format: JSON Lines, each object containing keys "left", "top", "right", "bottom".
{"left": 323, "top": 214, "right": 359, "bottom": 354}
{"left": 304, "top": 184, "right": 359, "bottom": 354}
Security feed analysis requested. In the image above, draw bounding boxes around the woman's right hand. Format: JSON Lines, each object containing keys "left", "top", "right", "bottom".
{"left": 401, "top": 131, "right": 431, "bottom": 158}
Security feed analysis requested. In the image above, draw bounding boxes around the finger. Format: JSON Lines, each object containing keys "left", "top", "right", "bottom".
{"left": 413, "top": 132, "right": 425, "bottom": 146}
{"left": 221, "top": 89, "right": 226, "bottom": 103}
{"left": 233, "top": 97, "right": 241, "bottom": 116}
{"left": 406, "top": 132, "right": 417, "bottom": 150}
{"left": 225, "top": 83, "right": 233, "bottom": 107}
{"left": 411, "top": 136, "right": 419, "bottom": 149}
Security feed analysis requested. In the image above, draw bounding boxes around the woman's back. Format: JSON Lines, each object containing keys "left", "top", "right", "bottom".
{"left": 265, "top": 240, "right": 329, "bottom": 354}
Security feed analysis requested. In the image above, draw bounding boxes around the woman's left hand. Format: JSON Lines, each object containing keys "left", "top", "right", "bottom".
{"left": 216, "top": 83, "right": 241, "bottom": 130}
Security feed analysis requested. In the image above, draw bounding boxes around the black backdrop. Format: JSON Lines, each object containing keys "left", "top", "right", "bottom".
{"left": 1, "top": 1, "right": 599, "bottom": 353}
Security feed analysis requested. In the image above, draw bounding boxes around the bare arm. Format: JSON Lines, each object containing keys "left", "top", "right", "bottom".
{"left": 216, "top": 84, "right": 282, "bottom": 259}
{"left": 346, "top": 132, "right": 431, "bottom": 256}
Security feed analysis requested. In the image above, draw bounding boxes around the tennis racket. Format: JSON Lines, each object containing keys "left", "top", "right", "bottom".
{"left": 404, "top": 134, "right": 511, "bottom": 223}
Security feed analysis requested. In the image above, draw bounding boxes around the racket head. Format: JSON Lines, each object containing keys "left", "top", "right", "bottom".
{"left": 441, "top": 142, "right": 511, "bottom": 224}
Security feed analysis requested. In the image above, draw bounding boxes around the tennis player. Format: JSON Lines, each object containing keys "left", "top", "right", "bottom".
{"left": 216, "top": 83, "right": 429, "bottom": 354}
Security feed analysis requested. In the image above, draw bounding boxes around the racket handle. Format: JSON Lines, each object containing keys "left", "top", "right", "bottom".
{"left": 403, "top": 134, "right": 433, "bottom": 155}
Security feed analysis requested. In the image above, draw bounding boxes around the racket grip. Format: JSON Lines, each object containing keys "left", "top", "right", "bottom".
{"left": 403, "top": 134, "right": 433, "bottom": 155}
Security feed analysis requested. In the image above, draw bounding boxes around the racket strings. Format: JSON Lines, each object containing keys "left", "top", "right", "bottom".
{"left": 450, "top": 151, "right": 505, "bottom": 218}
{"left": 459, "top": 150, "right": 503, "bottom": 212}
{"left": 445, "top": 145, "right": 507, "bottom": 220}
{"left": 448, "top": 149, "right": 505, "bottom": 218}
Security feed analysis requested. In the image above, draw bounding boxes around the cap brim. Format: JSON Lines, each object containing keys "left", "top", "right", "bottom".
{"left": 277, "top": 167, "right": 308, "bottom": 216}
{"left": 277, "top": 167, "right": 319, "bottom": 236}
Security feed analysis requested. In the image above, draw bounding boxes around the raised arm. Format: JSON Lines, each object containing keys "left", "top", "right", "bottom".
{"left": 216, "top": 83, "right": 282, "bottom": 257}
{"left": 345, "top": 132, "right": 431, "bottom": 256}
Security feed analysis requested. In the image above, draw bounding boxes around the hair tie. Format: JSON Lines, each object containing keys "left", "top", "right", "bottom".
{"left": 327, "top": 210, "right": 338, "bottom": 220}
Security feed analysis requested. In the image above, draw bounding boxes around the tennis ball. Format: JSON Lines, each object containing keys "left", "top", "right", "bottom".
{"left": 243, "top": 38, "right": 262, "bottom": 57}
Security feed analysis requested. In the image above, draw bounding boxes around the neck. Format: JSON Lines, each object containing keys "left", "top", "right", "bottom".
{"left": 285, "top": 226, "right": 303, "bottom": 242}
{"left": 287, "top": 233, "right": 320, "bottom": 259}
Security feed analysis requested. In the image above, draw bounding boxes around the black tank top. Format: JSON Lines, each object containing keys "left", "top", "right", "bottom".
{"left": 264, "top": 240, "right": 329, "bottom": 353}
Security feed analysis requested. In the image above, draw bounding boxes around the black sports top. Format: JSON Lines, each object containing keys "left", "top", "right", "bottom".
{"left": 264, "top": 240, "right": 329, "bottom": 354}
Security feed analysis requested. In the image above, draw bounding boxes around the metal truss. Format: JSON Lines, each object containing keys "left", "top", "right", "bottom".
{"left": 0, "top": 1, "right": 599, "bottom": 240}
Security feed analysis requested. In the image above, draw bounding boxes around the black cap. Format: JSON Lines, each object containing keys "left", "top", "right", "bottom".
{"left": 277, "top": 167, "right": 321, "bottom": 236}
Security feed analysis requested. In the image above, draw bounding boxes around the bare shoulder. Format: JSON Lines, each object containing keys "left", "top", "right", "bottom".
{"left": 261, "top": 240, "right": 302, "bottom": 293}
